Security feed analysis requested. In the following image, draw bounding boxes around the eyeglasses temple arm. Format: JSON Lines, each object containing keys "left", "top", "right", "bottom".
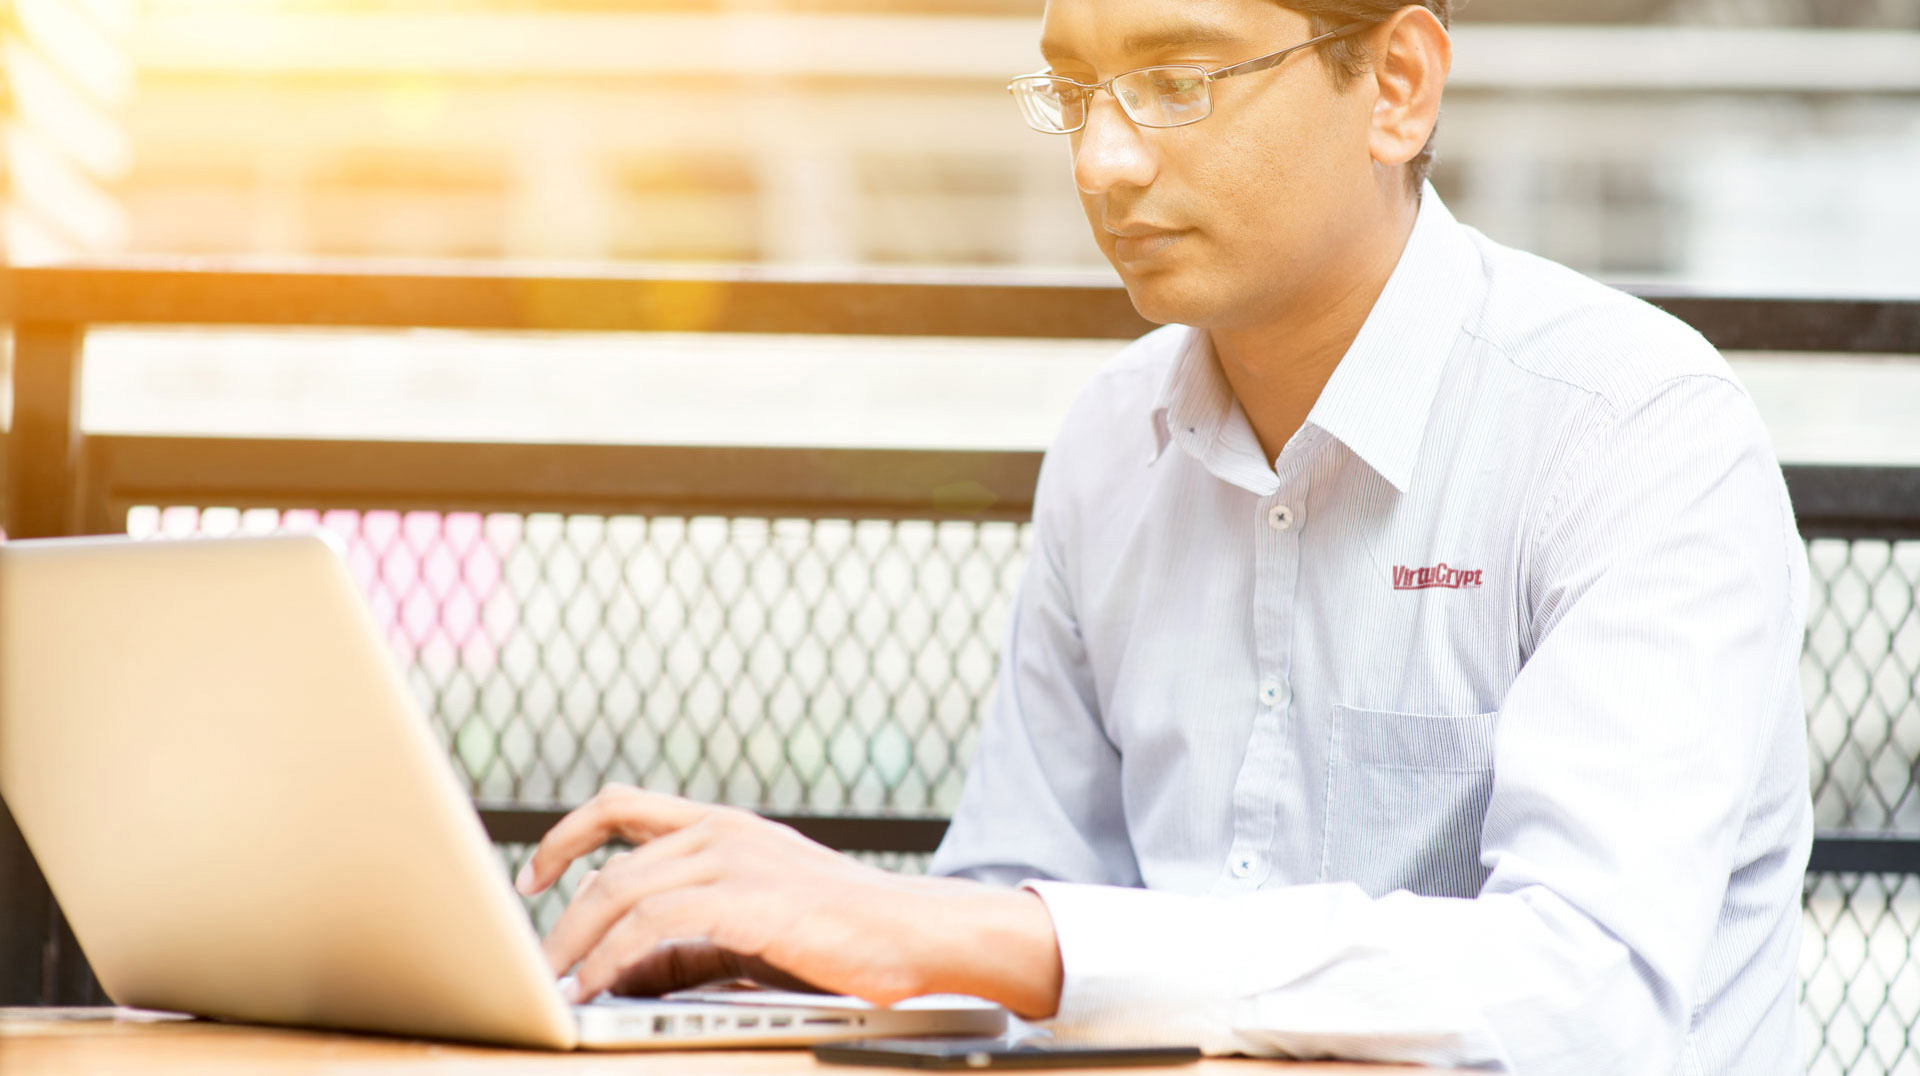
{"left": 1208, "top": 22, "right": 1369, "bottom": 82}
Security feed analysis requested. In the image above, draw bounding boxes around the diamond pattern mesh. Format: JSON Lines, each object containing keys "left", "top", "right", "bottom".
{"left": 1803, "top": 872, "right": 1920, "bottom": 1076}
{"left": 1806, "top": 539, "right": 1920, "bottom": 832}
{"left": 1801, "top": 537, "right": 1920, "bottom": 1075}
{"left": 127, "top": 506, "right": 1025, "bottom": 815}
{"left": 121, "top": 507, "right": 1920, "bottom": 1072}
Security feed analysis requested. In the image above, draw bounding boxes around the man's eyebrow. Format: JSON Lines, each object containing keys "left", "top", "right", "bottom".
{"left": 1121, "top": 24, "right": 1247, "bottom": 54}
{"left": 1039, "top": 23, "right": 1247, "bottom": 65}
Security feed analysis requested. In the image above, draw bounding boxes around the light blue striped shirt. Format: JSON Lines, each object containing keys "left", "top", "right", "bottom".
{"left": 929, "top": 188, "right": 1812, "bottom": 1074}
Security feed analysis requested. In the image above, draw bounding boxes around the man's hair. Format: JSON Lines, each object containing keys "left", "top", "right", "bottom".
{"left": 1284, "top": 1, "right": 1451, "bottom": 193}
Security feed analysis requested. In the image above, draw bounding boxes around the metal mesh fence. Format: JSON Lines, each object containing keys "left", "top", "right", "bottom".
{"left": 1804, "top": 872, "right": 1920, "bottom": 1076}
{"left": 126, "top": 506, "right": 1026, "bottom": 815}
{"left": 116, "top": 506, "right": 1920, "bottom": 1073}
{"left": 1806, "top": 538, "right": 1920, "bottom": 832}
{"left": 1803, "top": 537, "right": 1920, "bottom": 1076}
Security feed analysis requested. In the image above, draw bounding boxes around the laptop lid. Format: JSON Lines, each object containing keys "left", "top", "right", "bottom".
{"left": 0, "top": 534, "right": 579, "bottom": 1049}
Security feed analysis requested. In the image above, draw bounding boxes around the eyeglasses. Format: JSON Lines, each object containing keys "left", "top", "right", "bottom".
{"left": 1008, "top": 23, "right": 1367, "bottom": 134}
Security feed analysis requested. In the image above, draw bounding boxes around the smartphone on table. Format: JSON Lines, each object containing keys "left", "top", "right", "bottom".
{"left": 813, "top": 1036, "right": 1202, "bottom": 1069}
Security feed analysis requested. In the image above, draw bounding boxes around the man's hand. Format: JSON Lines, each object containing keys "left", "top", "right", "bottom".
{"left": 513, "top": 784, "right": 1063, "bottom": 1017}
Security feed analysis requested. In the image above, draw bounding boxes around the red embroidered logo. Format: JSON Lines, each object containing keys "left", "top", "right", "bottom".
{"left": 1392, "top": 563, "right": 1483, "bottom": 590}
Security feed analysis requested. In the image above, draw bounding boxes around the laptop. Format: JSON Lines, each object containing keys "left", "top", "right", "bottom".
{"left": 0, "top": 533, "right": 1005, "bottom": 1049}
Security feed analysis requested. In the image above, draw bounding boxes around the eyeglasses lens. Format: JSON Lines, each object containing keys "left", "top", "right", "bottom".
{"left": 1115, "top": 69, "right": 1210, "bottom": 127}
{"left": 1014, "top": 79, "right": 1086, "bottom": 133}
{"left": 1013, "top": 69, "right": 1211, "bottom": 133}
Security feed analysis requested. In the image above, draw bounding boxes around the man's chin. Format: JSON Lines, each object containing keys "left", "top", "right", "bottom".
{"left": 1116, "top": 268, "right": 1218, "bottom": 328}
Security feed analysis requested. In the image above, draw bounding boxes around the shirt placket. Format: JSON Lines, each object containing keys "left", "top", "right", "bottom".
{"left": 1217, "top": 451, "right": 1309, "bottom": 893}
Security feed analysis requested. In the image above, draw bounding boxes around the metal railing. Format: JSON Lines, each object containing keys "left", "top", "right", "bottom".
{"left": 2, "top": 263, "right": 1918, "bottom": 1071}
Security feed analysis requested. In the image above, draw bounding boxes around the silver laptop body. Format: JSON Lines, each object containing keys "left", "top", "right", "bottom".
{"left": 0, "top": 533, "right": 1004, "bottom": 1049}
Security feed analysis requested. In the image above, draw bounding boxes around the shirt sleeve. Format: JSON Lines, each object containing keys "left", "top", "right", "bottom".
{"left": 927, "top": 435, "right": 1143, "bottom": 889}
{"left": 1020, "top": 374, "right": 1810, "bottom": 1073}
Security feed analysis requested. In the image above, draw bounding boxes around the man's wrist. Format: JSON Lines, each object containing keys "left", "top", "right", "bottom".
{"left": 913, "top": 878, "right": 1063, "bottom": 1019}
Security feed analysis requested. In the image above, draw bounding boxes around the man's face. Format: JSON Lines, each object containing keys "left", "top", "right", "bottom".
{"left": 1038, "top": 0, "right": 1378, "bottom": 328}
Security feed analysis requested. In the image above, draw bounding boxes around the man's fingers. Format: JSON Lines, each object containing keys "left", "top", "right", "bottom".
{"left": 571, "top": 887, "right": 719, "bottom": 1002}
{"left": 541, "top": 841, "right": 721, "bottom": 977}
{"left": 514, "top": 785, "right": 712, "bottom": 896}
{"left": 568, "top": 868, "right": 601, "bottom": 909}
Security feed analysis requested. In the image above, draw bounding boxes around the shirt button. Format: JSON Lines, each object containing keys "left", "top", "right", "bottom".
{"left": 1231, "top": 854, "right": 1258, "bottom": 879}
{"left": 1266, "top": 504, "right": 1293, "bottom": 531}
{"left": 1259, "top": 679, "right": 1280, "bottom": 706}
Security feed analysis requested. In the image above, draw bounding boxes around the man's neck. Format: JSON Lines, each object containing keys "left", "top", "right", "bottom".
{"left": 1209, "top": 197, "right": 1421, "bottom": 465}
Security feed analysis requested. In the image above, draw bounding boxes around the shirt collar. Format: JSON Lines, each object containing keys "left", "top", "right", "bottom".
{"left": 1149, "top": 327, "right": 1229, "bottom": 466}
{"left": 1147, "top": 328, "right": 1284, "bottom": 495}
{"left": 1147, "top": 185, "right": 1483, "bottom": 494}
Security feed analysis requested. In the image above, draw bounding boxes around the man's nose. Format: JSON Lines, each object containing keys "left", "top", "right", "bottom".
{"left": 1073, "top": 93, "right": 1157, "bottom": 196}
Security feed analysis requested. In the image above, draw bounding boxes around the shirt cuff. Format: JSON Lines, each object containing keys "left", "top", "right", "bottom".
{"left": 1021, "top": 879, "right": 1504, "bottom": 1065}
{"left": 1020, "top": 879, "right": 1234, "bottom": 1049}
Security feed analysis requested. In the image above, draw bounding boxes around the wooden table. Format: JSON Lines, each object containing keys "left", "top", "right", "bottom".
{"left": 0, "top": 1008, "right": 1426, "bottom": 1074}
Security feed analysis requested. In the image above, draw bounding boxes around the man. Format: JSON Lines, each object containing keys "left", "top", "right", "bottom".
{"left": 514, "top": 0, "right": 1813, "bottom": 1070}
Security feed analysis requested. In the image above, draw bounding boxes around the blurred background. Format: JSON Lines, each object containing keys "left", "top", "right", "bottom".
{"left": 9, "top": 0, "right": 1920, "bottom": 282}
{"left": 3, "top": 2, "right": 1919, "bottom": 1072}
{"left": 5, "top": 0, "right": 1919, "bottom": 456}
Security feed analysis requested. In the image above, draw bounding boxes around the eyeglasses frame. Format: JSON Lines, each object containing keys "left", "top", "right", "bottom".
{"left": 1007, "top": 22, "right": 1370, "bottom": 134}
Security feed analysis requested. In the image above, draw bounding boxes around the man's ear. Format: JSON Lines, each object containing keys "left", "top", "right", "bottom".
{"left": 1364, "top": 6, "right": 1450, "bottom": 178}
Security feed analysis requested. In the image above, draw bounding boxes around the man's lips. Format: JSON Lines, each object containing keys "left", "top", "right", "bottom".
{"left": 1105, "top": 220, "right": 1180, "bottom": 238}
{"left": 1106, "top": 223, "right": 1188, "bottom": 263}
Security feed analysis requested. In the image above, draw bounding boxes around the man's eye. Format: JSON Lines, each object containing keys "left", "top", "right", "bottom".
{"left": 1152, "top": 76, "right": 1202, "bottom": 95}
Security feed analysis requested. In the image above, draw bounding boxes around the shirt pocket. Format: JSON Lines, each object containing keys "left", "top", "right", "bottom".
{"left": 1320, "top": 704, "right": 1499, "bottom": 899}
